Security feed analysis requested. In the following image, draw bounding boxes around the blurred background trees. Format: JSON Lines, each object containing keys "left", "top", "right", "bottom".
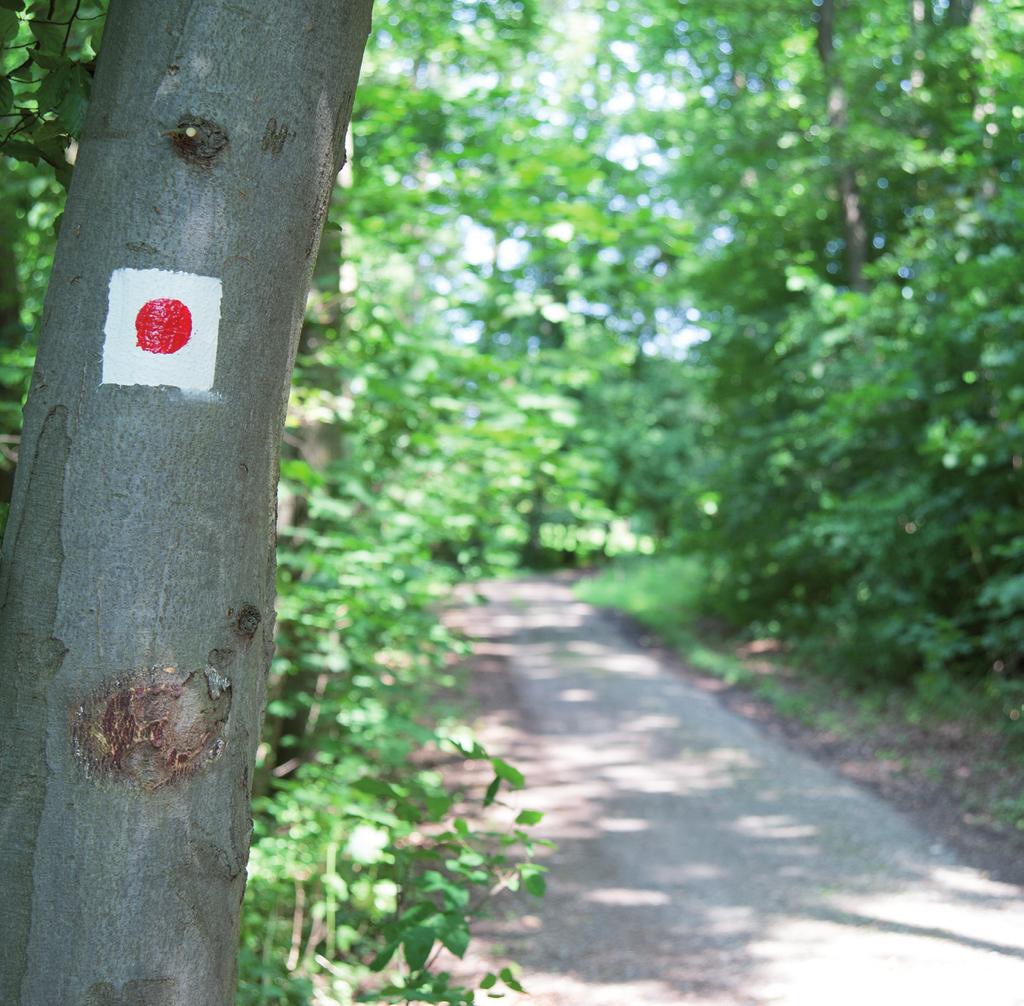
{"left": 3, "top": 0, "right": 1023, "bottom": 1001}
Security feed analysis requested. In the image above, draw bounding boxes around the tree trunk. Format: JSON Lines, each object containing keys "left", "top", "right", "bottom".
{"left": 908, "top": 0, "right": 927, "bottom": 92}
{"left": 948, "top": 0, "right": 975, "bottom": 27}
{"left": 0, "top": 2, "right": 372, "bottom": 1004}
{"left": 816, "top": 0, "right": 868, "bottom": 292}
{"left": 522, "top": 474, "right": 547, "bottom": 568}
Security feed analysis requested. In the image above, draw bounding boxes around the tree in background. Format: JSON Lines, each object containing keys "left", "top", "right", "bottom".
{"left": 620, "top": 0, "right": 1024, "bottom": 690}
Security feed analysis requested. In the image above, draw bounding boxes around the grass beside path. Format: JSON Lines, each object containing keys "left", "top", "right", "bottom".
{"left": 575, "top": 556, "right": 825, "bottom": 722}
{"left": 575, "top": 555, "right": 1024, "bottom": 856}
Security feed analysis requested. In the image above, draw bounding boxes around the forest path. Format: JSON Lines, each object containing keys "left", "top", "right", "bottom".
{"left": 444, "top": 576, "right": 1024, "bottom": 1006}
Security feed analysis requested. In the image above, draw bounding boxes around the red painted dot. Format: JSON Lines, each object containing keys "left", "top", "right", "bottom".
{"left": 135, "top": 298, "right": 192, "bottom": 354}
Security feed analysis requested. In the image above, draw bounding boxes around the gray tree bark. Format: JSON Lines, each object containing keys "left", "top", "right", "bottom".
{"left": 0, "top": 2, "right": 373, "bottom": 1004}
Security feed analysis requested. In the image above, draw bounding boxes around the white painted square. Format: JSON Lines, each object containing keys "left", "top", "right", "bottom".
{"left": 101, "top": 267, "right": 222, "bottom": 391}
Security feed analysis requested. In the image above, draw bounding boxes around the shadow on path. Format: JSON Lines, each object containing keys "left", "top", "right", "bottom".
{"left": 444, "top": 577, "right": 1024, "bottom": 1006}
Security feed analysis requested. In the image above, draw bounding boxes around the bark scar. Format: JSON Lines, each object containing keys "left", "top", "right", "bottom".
{"left": 261, "top": 117, "right": 291, "bottom": 155}
{"left": 165, "top": 116, "right": 228, "bottom": 167}
{"left": 85, "top": 977, "right": 178, "bottom": 1006}
{"left": 72, "top": 666, "right": 229, "bottom": 789}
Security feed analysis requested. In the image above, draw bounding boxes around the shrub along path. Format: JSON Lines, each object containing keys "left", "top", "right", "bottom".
{"left": 446, "top": 577, "right": 1024, "bottom": 1006}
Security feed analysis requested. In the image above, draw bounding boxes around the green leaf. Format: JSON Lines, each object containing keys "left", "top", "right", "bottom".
{"left": 35, "top": 66, "right": 73, "bottom": 113}
{"left": 499, "top": 968, "right": 525, "bottom": 994}
{"left": 1, "top": 140, "right": 40, "bottom": 164}
{"left": 523, "top": 872, "right": 546, "bottom": 897}
{"left": 482, "top": 776, "right": 500, "bottom": 807}
{"left": 424, "top": 793, "right": 452, "bottom": 819}
{"left": 351, "top": 777, "right": 394, "bottom": 798}
{"left": 514, "top": 809, "right": 543, "bottom": 826}
{"left": 439, "top": 918, "right": 470, "bottom": 958}
{"left": 86, "top": 20, "right": 103, "bottom": 55}
{"left": 402, "top": 926, "right": 435, "bottom": 971}
{"left": 56, "top": 65, "right": 90, "bottom": 137}
{"left": 369, "top": 941, "right": 400, "bottom": 972}
{"left": 0, "top": 75, "right": 13, "bottom": 116}
{"left": 30, "top": 51, "right": 66, "bottom": 70}
{"left": 490, "top": 758, "right": 524, "bottom": 788}
{"left": 8, "top": 57, "right": 35, "bottom": 81}
{"left": 0, "top": 9, "right": 19, "bottom": 41}
{"left": 28, "top": 7, "right": 63, "bottom": 52}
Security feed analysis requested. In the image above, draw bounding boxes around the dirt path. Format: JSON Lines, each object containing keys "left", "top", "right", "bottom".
{"left": 446, "top": 577, "right": 1024, "bottom": 1006}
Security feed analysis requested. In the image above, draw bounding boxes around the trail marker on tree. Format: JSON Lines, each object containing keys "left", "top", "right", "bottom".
{"left": 102, "top": 267, "right": 222, "bottom": 390}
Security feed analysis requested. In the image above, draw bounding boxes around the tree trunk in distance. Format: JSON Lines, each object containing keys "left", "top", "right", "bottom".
{"left": 815, "top": 0, "right": 869, "bottom": 292}
{"left": 0, "top": 2, "right": 373, "bottom": 1004}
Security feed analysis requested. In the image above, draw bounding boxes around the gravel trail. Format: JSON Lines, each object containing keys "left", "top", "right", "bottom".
{"left": 446, "top": 577, "right": 1024, "bottom": 1006}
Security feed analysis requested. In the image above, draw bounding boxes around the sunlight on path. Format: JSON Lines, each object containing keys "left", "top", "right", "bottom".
{"left": 445, "top": 577, "right": 1024, "bottom": 1006}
